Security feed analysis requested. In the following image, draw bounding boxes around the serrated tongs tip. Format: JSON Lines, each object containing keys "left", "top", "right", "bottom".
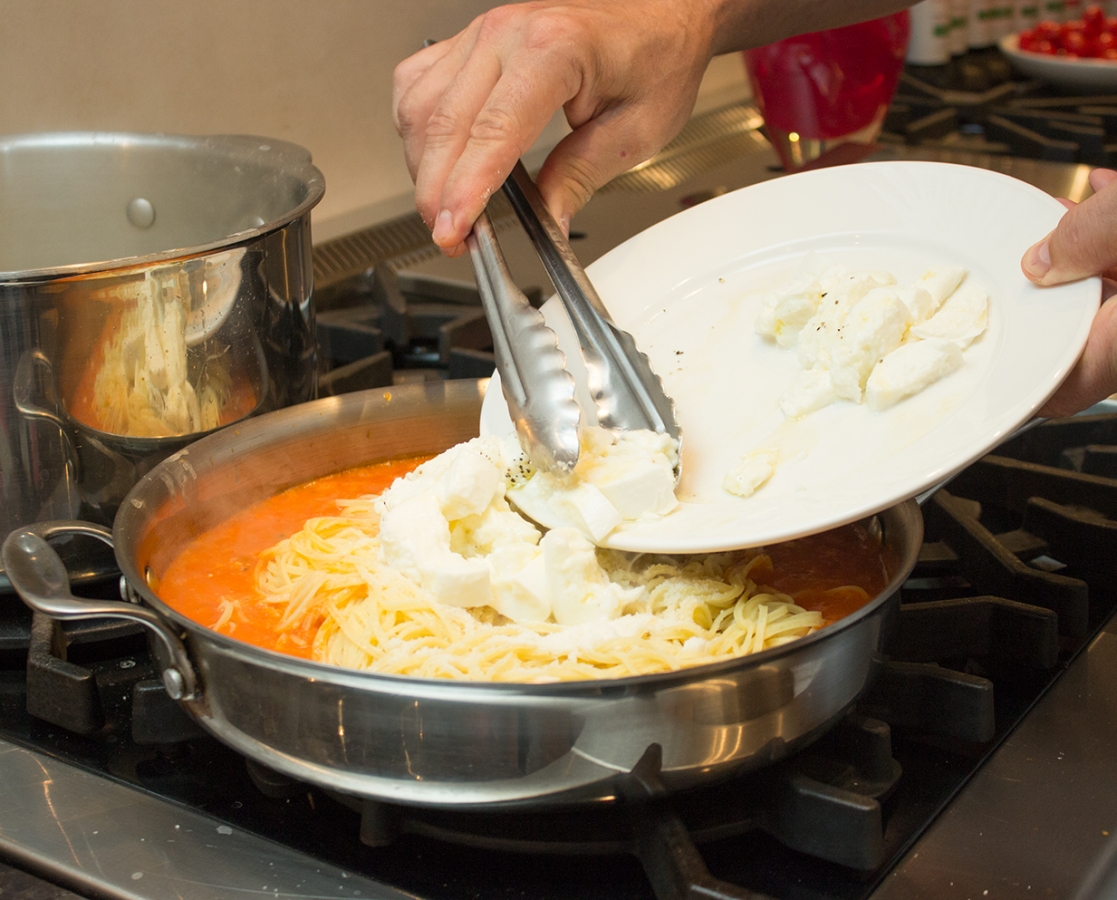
{"left": 502, "top": 163, "right": 681, "bottom": 467}
{"left": 467, "top": 212, "right": 581, "bottom": 474}
{"left": 468, "top": 162, "right": 681, "bottom": 480}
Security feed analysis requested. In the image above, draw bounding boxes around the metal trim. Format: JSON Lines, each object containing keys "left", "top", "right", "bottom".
{"left": 0, "top": 738, "right": 409, "bottom": 900}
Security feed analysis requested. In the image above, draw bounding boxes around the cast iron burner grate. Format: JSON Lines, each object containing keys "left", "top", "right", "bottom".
{"left": 885, "top": 50, "right": 1117, "bottom": 165}
{"left": 6, "top": 411, "right": 1117, "bottom": 900}
{"left": 315, "top": 265, "right": 512, "bottom": 394}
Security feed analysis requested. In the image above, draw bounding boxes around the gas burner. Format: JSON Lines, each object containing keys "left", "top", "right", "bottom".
{"left": 4, "top": 412, "right": 1117, "bottom": 900}
{"left": 314, "top": 715, "right": 901, "bottom": 873}
{"left": 315, "top": 265, "right": 519, "bottom": 394}
{"left": 885, "top": 53, "right": 1117, "bottom": 165}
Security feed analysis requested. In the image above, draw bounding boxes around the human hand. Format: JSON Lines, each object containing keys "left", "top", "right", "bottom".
{"left": 1021, "top": 167, "right": 1117, "bottom": 417}
{"left": 392, "top": 0, "right": 720, "bottom": 257}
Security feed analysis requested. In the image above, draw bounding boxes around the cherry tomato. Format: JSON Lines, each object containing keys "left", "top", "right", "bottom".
{"left": 1060, "top": 29, "right": 1089, "bottom": 55}
{"left": 1016, "top": 12, "right": 1117, "bottom": 57}
{"left": 1036, "top": 18, "right": 1062, "bottom": 40}
{"left": 1084, "top": 4, "right": 1106, "bottom": 35}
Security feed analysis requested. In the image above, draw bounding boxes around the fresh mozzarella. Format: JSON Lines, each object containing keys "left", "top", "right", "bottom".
{"left": 757, "top": 259, "right": 985, "bottom": 418}
{"left": 896, "top": 284, "right": 937, "bottom": 324}
{"left": 542, "top": 528, "right": 642, "bottom": 625}
{"left": 754, "top": 277, "right": 824, "bottom": 347}
{"left": 910, "top": 282, "right": 989, "bottom": 348}
{"left": 865, "top": 339, "right": 964, "bottom": 410}
{"left": 917, "top": 265, "right": 967, "bottom": 309}
{"left": 797, "top": 270, "right": 896, "bottom": 371}
{"left": 577, "top": 428, "right": 678, "bottom": 519}
{"left": 549, "top": 481, "right": 625, "bottom": 544}
{"left": 378, "top": 493, "right": 493, "bottom": 610}
{"left": 723, "top": 448, "right": 780, "bottom": 498}
{"left": 826, "top": 286, "right": 911, "bottom": 402}
{"left": 507, "top": 425, "right": 679, "bottom": 544}
{"left": 449, "top": 501, "right": 540, "bottom": 557}
{"left": 372, "top": 427, "right": 679, "bottom": 624}
{"left": 746, "top": 257, "right": 989, "bottom": 498}
{"left": 436, "top": 442, "right": 506, "bottom": 519}
{"left": 780, "top": 366, "right": 839, "bottom": 418}
{"left": 488, "top": 544, "right": 551, "bottom": 623}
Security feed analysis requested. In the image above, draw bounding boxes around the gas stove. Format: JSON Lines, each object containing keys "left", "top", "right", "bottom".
{"left": 4, "top": 410, "right": 1117, "bottom": 900}
{"left": 4, "top": 51, "right": 1117, "bottom": 900}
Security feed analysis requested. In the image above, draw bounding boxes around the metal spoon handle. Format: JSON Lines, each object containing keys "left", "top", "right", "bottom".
{"left": 466, "top": 211, "right": 581, "bottom": 474}
{"left": 502, "top": 162, "right": 679, "bottom": 442}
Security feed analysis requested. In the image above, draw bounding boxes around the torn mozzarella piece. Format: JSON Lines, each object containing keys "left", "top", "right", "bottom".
{"left": 436, "top": 442, "right": 506, "bottom": 519}
{"left": 377, "top": 435, "right": 511, "bottom": 515}
{"left": 917, "top": 265, "right": 967, "bottom": 311}
{"left": 896, "top": 284, "right": 937, "bottom": 323}
{"left": 507, "top": 426, "right": 679, "bottom": 544}
{"left": 796, "top": 270, "right": 896, "bottom": 371}
{"left": 487, "top": 543, "right": 551, "bottom": 623}
{"left": 826, "top": 286, "right": 911, "bottom": 403}
{"left": 542, "top": 528, "right": 642, "bottom": 626}
{"left": 576, "top": 428, "right": 679, "bottom": 519}
{"left": 754, "top": 277, "right": 824, "bottom": 347}
{"left": 910, "top": 282, "right": 989, "bottom": 349}
{"left": 378, "top": 493, "right": 493, "bottom": 611}
{"left": 723, "top": 448, "right": 780, "bottom": 498}
{"left": 780, "top": 366, "right": 838, "bottom": 418}
{"left": 865, "top": 339, "right": 964, "bottom": 411}
{"left": 548, "top": 482, "right": 624, "bottom": 544}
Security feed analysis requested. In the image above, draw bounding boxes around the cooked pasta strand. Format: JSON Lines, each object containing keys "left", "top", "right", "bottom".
{"left": 253, "top": 503, "right": 825, "bottom": 683}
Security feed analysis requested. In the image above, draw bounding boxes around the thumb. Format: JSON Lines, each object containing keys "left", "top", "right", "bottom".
{"left": 534, "top": 103, "right": 688, "bottom": 234}
{"left": 533, "top": 123, "right": 630, "bottom": 236}
{"left": 1023, "top": 169, "right": 1117, "bottom": 285}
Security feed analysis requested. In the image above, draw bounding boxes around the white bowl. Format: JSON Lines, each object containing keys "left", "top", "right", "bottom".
{"left": 1000, "top": 32, "right": 1117, "bottom": 92}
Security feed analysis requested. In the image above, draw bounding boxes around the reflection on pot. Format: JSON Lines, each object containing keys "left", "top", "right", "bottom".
{"left": 54, "top": 251, "right": 262, "bottom": 440}
{"left": 62, "top": 250, "right": 255, "bottom": 440}
{"left": 12, "top": 237, "right": 284, "bottom": 526}
{"left": 0, "top": 132, "right": 324, "bottom": 576}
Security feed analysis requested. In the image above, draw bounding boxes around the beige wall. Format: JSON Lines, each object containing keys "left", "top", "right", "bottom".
{"left": 0, "top": 0, "right": 748, "bottom": 240}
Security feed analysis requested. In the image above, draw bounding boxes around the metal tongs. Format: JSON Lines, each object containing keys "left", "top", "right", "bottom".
{"left": 467, "top": 161, "right": 680, "bottom": 475}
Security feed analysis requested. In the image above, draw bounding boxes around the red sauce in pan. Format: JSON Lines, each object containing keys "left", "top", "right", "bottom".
{"left": 156, "top": 457, "right": 896, "bottom": 660}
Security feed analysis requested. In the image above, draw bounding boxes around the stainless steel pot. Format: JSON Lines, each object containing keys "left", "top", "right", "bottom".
{"left": 1, "top": 132, "right": 325, "bottom": 580}
{"left": 2, "top": 380, "right": 923, "bottom": 809}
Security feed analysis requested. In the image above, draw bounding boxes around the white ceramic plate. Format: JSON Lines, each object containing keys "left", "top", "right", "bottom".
{"left": 999, "top": 33, "right": 1117, "bottom": 92}
{"left": 480, "top": 161, "right": 1099, "bottom": 554}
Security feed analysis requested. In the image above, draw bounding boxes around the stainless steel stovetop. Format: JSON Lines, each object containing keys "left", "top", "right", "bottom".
{"left": 5, "top": 64, "right": 1117, "bottom": 900}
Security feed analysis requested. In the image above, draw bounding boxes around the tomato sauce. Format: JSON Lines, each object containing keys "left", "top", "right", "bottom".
{"left": 158, "top": 459, "right": 417, "bottom": 657}
{"left": 754, "top": 524, "right": 895, "bottom": 623}
{"left": 157, "top": 458, "right": 895, "bottom": 659}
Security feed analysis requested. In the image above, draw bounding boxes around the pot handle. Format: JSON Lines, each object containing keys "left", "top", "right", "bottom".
{"left": 13, "top": 348, "right": 82, "bottom": 481}
{"left": 1, "top": 523, "right": 199, "bottom": 701}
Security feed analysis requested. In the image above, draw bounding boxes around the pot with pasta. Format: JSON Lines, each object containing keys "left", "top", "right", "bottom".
{"left": 1, "top": 132, "right": 323, "bottom": 567}
{"left": 2, "top": 379, "right": 922, "bottom": 808}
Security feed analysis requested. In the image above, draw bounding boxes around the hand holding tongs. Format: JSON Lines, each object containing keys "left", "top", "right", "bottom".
{"left": 467, "top": 161, "right": 681, "bottom": 475}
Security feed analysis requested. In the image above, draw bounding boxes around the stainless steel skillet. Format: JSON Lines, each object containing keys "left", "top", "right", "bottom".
{"left": 2, "top": 379, "right": 922, "bottom": 809}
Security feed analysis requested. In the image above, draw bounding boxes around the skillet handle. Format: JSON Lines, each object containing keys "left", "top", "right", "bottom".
{"left": 1, "top": 523, "right": 199, "bottom": 701}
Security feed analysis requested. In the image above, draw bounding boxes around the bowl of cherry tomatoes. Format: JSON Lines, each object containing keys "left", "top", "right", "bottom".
{"left": 1000, "top": 4, "right": 1117, "bottom": 91}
